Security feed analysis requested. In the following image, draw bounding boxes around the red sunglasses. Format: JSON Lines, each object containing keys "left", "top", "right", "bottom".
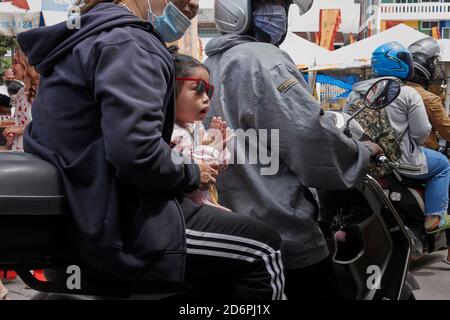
{"left": 176, "top": 77, "right": 215, "bottom": 99}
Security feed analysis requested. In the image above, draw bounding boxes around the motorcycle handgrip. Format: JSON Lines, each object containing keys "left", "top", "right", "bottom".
{"left": 375, "top": 155, "right": 389, "bottom": 167}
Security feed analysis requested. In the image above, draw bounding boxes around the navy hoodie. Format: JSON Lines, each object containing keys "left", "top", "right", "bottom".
{"left": 18, "top": 3, "right": 200, "bottom": 282}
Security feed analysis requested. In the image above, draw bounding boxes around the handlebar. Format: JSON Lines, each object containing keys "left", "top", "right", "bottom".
{"left": 375, "top": 154, "right": 421, "bottom": 172}
{"left": 375, "top": 154, "right": 402, "bottom": 170}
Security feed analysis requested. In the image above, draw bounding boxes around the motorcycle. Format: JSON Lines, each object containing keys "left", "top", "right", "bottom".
{"left": 320, "top": 78, "right": 419, "bottom": 300}
{"left": 0, "top": 151, "right": 190, "bottom": 300}
{"left": 340, "top": 80, "right": 449, "bottom": 258}
{"left": 0, "top": 78, "right": 418, "bottom": 300}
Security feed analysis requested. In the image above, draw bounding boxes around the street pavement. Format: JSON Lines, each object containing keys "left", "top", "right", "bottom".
{"left": 410, "top": 250, "right": 450, "bottom": 300}
{"left": 4, "top": 277, "right": 37, "bottom": 300}
{"left": 3, "top": 251, "right": 450, "bottom": 300}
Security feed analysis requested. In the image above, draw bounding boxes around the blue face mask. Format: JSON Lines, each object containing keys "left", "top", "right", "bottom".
{"left": 148, "top": 0, "right": 191, "bottom": 43}
{"left": 253, "top": 4, "right": 287, "bottom": 45}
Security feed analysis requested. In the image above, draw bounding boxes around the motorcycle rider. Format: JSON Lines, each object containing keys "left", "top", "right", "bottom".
{"left": 407, "top": 37, "right": 450, "bottom": 151}
{"left": 204, "top": 0, "right": 383, "bottom": 300}
{"left": 18, "top": 0, "right": 286, "bottom": 300}
{"left": 406, "top": 38, "right": 450, "bottom": 265}
{"left": 345, "top": 42, "right": 450, "bottom": 234}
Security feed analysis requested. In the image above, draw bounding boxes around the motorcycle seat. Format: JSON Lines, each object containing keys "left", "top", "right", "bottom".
{"left": 0, "top": 152, "right": 67, "bottom": 267}
{"left": 0, "top": 152, "right": 66, "bottom": 216}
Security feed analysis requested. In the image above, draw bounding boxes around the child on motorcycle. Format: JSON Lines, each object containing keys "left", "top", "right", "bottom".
{"left": 345, "top": 42, "right": 450, "bottom": 234}
{"left": 171, "top": 54, "right": 231, "bottom": 210}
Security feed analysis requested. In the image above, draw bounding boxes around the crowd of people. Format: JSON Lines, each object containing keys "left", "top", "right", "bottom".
{"left": 0, "top": 0, "right": 449, "bottom": 300}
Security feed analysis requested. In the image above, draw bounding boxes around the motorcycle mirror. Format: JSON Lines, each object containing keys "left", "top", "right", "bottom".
{"left": 363, "top": 78, "right": 401, "bottom": 110}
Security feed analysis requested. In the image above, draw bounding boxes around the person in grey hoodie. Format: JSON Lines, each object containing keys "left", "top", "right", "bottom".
{"left": 345, "top": 42, "right": 450, "bottom": 234}
{"left": 204, "top": 0, "right": 382, "bottom": 300}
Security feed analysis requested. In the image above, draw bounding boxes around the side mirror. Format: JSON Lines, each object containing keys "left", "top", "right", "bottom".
{"left": 363, "top": 78, "right": 402, "bottom": 110}
{"left": 343, "top": 78, "right": 401, "bottom": 137}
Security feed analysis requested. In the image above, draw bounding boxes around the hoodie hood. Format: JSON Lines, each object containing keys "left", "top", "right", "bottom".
{"left": 17, "top": 3, "right": 154, "bottom": 75}
{"left": 205, "top": 34, "right": 258, "bottom": 57}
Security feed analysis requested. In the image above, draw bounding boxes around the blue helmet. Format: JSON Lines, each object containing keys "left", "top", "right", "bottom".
{"left": 371, "top": 42, "right": 414, "bottom": 80}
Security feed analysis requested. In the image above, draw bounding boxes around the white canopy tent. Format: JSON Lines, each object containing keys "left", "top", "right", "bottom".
{"left": 279, "top": 25, "right": 446, "bottom": 71}
{"left": 319, "top": 24, "right": 429, "bottom": 67}
{"left": 280, "top": 32, "right": 331, "bottom": 68}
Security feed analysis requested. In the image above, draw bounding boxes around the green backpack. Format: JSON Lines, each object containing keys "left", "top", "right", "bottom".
{"left": 347, "top": 99, "right": 402, "bottom": 179}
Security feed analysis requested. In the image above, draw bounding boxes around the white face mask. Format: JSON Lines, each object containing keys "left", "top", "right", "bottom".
{"left": 147, "top": 0, "right": 191, "bottom": 43}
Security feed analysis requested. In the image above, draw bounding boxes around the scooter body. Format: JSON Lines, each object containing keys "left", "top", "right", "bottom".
{"left": 0, "top": 152, "right": 189, "bottom": 299}
{"left": 319, "top": 175, "right": 416, "bottom": 300}
{"left": 320, "top": 77, "right": 422, "bottom": 300}
{"left": 380, "top": 171, "right": 447, "bottom": 255}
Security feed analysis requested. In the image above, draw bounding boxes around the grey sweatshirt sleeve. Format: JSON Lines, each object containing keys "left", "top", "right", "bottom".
{"left": 403, "top": 86, "right": 432, "bottom": 145}
{"left": 93, "top": 40, "right": 200, "bottom": 194}
{"left": 252, "top": 61, "right": 371, "bottom": 189}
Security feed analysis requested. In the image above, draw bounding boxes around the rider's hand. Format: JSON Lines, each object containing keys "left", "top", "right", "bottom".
{"left": 362, "top": 141, "right": 384, "bottom": 159}
{"left": 206, "top": 117, "right": 230, "bottom": 152}
{"left": 198, "top": 162, "right": 219, "bottom": 189}
{"left": 5, "top": 133, "right": 13, "bottom": 146}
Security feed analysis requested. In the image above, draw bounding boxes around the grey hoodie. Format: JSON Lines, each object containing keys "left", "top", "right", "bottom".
{"left": 204, "top": 34, "right": 371, "bottom": 269}
{"left": 345, "top": 79, "right": 432, "bottom": 176}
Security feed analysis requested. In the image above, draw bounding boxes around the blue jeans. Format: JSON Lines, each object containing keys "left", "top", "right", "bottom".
{"left": 413, "top": 148, "right": 450, "bottom": 226}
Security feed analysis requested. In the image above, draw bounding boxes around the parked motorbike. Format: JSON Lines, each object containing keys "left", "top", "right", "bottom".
{"left": 321, "top": 78, "right": 419, "bottom": 300}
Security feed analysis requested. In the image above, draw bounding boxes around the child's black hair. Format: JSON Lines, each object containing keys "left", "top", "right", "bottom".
{"left": 174, "top": 54, "right": 210, "bottom": 96}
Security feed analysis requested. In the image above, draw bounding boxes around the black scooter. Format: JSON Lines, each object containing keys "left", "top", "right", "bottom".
{"left": 377, "top": 165, "right": 447, "bottom": 258}
{"left": 321, "top": 78, "right": 419, "bottom": 300}
{"left": 0, "top": 151, "right": 190, "bottom": 300}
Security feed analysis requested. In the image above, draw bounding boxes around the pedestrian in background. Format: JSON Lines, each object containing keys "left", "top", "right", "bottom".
{"left": 3, "top": 48, "right": 39, "bottom": 151}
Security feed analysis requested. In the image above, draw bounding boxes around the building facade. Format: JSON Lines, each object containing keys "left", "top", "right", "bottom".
{"left": 358, "top": 0, "right": 450, "bottom": 39}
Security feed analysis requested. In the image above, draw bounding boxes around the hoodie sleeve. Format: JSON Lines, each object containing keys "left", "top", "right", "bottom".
{"left": 403, "top": 86, "right": 432, "bottom": 145}
{"left": 93, "top": 40, "right": 200, "bottom": 194}
{"left": 425, "top": 93, "right": 450, "bottom": 142}
{"left": 252, "top": 60, "right": 370, "bottom": 189}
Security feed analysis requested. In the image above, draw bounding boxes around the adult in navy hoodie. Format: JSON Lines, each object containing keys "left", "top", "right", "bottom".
{"left": 17, "top": 0, "right": 285, "bottom": 299}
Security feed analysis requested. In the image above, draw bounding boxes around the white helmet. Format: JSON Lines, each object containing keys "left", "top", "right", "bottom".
{"left": 214, "top": 0, "right": 314, "bottom": 37}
